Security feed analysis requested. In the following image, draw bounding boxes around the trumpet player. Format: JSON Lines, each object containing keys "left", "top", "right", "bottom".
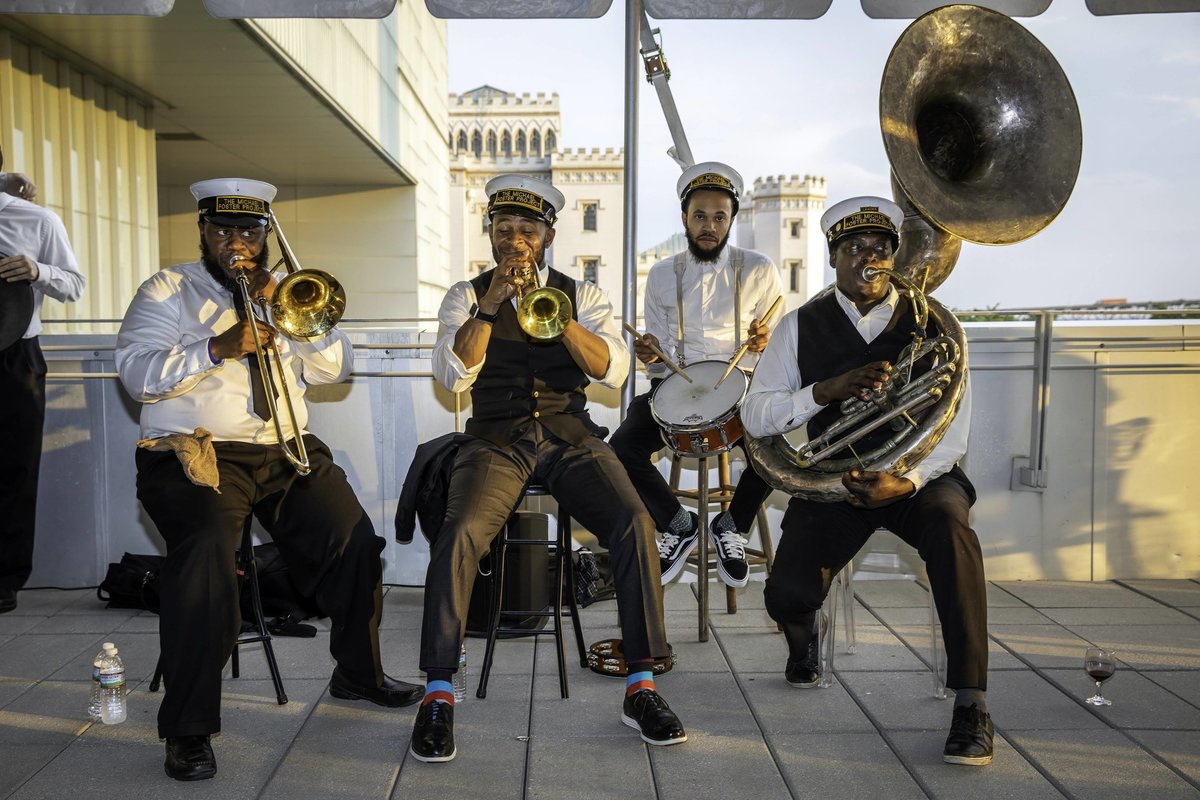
{"left": 413, "top": 174, "right": 685, "bottom": 763}
{"left": 115, "top": 179, "right": 420, "bottom": 782}
{"left": 742, "top": 197, "right": 992, "bottom": 766}
{"left": 611, "top": 161, "right": 782, "bottom": 588}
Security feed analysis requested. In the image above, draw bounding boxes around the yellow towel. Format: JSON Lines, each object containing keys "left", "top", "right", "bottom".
{"left": 137, "top": 427, "right": 220, "bottom": 492}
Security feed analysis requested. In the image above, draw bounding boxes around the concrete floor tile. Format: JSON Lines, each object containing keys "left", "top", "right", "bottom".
{"left": 889, "top": 729, "right": 1064, "bottom": 800}
{"left": 1038, "top": 606, "right": 1199, "bottom": 626}
{"left": 988, "top": 623, "right": 1096, "bottom": 668}
{"left": 23, "top": 614, "right": 131, "bottom": 636}
{"left": 526, "top": 734, "right": 657, "bottom": 800}
{"left": 772, "top": 732, "right": 927, "bottom": 800}
{"left": 1118, "top": 580, "right": 1200, "bottom": 608}
{"left": 1142, "top": 670, "right": 1200, "bottom": 708}
{"left": 1006, "top": 728, "right": 1200, "bottom": 800}
{"left": 994, "top": 581, "right": 1161, "bottom": 609}
{"left": 987, "top": 669, "right": 1111, "bottom": 731}
{"left": 4, "top": 589, "right": 93, "bottom": 617}
{"left": 1038, "top": 668, "right": 1200, "bottom": 730}
{"left": 837, "top": 671, "right": 955, "bottom": 732}
{"left": 0, "top": 633, "right": 101, "bottom": 681}
{"left": 649, "top": 728, "right": 789, "bottom": 800}
{"left": 740, "top": 671, "right": 877, "bottom": 734}
{"left": 1058, "top": 624, "right": 1200, "bottom": 669}
{"left": 1126, "top": 729, "right": 1200, "bottom": 788}
{"left": 0, "top": 616, "right": 40, "bottom": 637}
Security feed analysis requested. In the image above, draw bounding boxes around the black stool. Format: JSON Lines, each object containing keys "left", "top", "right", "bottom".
{"left": 149, "top": 520, "right": 288, "bottom": 705}
{"left": 476, "top": 484, "right": 587, "bottom": 699}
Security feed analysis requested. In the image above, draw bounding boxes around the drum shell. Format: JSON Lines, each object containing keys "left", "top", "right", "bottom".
{"left": 649, "top": 360, "right": 748, "bottom": 457}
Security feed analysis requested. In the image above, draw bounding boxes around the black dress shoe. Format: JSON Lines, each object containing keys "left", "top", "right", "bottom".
{"left": 784, "top": 612, "right": 826, "bottom": 688}
{"left": 0, "top": 588, "right": 16, "bottom": 614}
{"left": 164, "top": 735, "right": 217, "bottom": 781}
{"left": 943, "top": 704, "right": 994, "bottom": 766}
{"left": 621, "top": 689, "right": 687, "bottom": 746}
{"left": 329, "top": 667, "right": 422, "bottom": 708}
{"left": 409, "top": 700, "right": 456, "bottom": 762}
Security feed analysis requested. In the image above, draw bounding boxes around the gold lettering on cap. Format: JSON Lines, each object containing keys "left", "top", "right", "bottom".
{"left": 492, "top": 188, "right": 547, "bottom": 215}
{"left": 213, "top": 196, "right": 267, "bottom": 215}
{"left": 684, "top": 173, "right": 734, "bottom": 195}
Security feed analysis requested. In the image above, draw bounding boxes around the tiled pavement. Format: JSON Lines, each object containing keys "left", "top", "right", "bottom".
{"left": 1, "top": 578, "right": 1198, "bottom": 799}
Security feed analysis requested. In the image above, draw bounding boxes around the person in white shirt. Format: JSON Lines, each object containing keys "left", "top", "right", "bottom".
{"left": 612, "top": 162, "right": 783, "bottom": 588}
{"left": 0, "top": 148, "right": 85, "bottom": 615}
{"left": 742, "top": 195, "right": 992, "bottom": 767}
{"left": 116, "top": 178, "right": 420, "bottom": 782}
{"left": 411, "top": 174, "right": 685, "bottom": 764}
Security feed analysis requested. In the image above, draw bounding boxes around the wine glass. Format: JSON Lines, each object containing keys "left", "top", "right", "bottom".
{"left": 1083, "top": 647, "right": 1117, "bottom": 706}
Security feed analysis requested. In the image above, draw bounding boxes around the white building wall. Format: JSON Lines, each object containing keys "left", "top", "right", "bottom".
{"left": 741, "top": 174, "right": 828, "bottom": 306}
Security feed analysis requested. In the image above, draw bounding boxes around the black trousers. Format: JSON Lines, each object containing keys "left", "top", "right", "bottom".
{"left": 0, "top": 337, "right": 46, "bottom": 592}
{"left": 420, "top": 423, "right": 668, "bottom": 672}
{"left": 136, "top": 435, "right": 386, "bottom": 738}
{"left": 763, "top": 466, "right": 988, "bottom": 691}
{"left": 610, "top": 384, "right": 772, "bottom": 533}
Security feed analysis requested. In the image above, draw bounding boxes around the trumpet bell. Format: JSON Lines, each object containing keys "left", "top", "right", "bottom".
{"left": 270, "top": 269, "right": 346, "bottom": 340}
{"left": 518, "top": 286, "right": 572, "bottom": 340}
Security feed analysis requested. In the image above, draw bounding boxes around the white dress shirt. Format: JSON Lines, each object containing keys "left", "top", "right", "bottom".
{"left": 432, "top": 264, "right": 629, "bottom": 393}
{"left": 742, "top": 285, "right": 971, "bottom": 490}
{"left": 115, "top": 261, "right": 352, "bottom": 443}
{"left": 0, "top": 194, "right": 85, "bottom": 337}
{"left": 642, "top": 245, "right": 783, "bottom": 376}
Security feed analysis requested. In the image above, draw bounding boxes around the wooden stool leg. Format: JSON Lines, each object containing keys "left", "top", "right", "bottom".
{"left": 717, "top": 453, "right": 737, "bottom": 614}
{"left": 696, "top": 458, "right": 710, "bottom": 642}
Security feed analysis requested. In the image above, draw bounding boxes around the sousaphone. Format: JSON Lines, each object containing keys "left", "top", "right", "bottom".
{"left": 747, "top": 4, "right": 1082, "bottom": 502}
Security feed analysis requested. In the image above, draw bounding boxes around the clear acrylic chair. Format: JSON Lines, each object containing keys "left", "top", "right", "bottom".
{"left": 818, "top": 536, "right": 946, "bottom": 699}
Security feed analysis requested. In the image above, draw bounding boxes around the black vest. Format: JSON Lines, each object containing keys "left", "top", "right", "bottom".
{"left": 796, "top": 290, "right": 921, "bottom": 451}
{"left": 465, "top": 267, "right": 599, "bottom": 447}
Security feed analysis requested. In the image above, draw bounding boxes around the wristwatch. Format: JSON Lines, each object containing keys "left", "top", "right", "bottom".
{"left": 470, "top": 303, "right": 498, "bottom": 324}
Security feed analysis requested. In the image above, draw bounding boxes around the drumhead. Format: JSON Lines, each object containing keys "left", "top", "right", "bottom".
{"left": 649, "top": 360, "right": 748, "bottom": 428}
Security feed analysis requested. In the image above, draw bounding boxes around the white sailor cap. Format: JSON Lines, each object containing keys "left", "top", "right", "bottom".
{"left": 485, "top": 174, "right": 565, "bottom": 227}
{"left": 820, "top": 195, "right": 904, "bottom": 249}
{"left": 190, "top": 178, "right": 277, "bottom": 227}
{"left": 676, "top": 161, "right": 743, "bottom": 204}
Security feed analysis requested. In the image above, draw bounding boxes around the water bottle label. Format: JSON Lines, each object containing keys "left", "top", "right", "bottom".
{"left": 99, "top": 669, "right": 125, "bottom": 688}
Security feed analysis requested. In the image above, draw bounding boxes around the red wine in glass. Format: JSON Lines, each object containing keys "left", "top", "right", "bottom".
{"left": 1084, "top": 647, "right": 1116, "bottom": 706}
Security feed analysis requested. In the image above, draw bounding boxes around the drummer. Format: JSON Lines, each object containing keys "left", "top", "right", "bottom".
{"left": 0, "top": 147, "right": 85, "bottom": 614}
{"left": 612, "top": 161, "right": 783, "bottom": 588}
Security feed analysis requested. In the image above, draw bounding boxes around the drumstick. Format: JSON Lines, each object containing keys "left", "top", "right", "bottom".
{"left": 713, "top": 295, "right": 785, "bottom": 390}
{"left": 622, "top": 322, "right": 692, "bottom": 383}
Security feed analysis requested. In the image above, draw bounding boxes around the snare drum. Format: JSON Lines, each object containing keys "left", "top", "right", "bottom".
{"left": 649, "top": 359, "right": 748, "bottom": 457}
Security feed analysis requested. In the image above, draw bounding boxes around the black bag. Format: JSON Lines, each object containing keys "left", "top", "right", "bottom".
{"left": 96, "top": 545, "right": 324, "bottom": 637}
{"left": 97, "top": 552, "right": 164, "bottom": 612}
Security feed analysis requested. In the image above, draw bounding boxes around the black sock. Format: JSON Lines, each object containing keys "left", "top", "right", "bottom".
{"left": 954, "top": 688, "right": 987, "bottom": 714}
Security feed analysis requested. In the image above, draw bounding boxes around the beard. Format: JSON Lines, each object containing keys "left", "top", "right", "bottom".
{"left": 686, "top": 229, "right": 729, "bottom": 263}
{"left": 200, "top": 236, "right": 271, "bottom": 295}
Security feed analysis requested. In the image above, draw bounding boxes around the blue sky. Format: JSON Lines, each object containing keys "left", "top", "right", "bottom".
{"left": 447, "top": 2, "right": 1200, "bottom": 310}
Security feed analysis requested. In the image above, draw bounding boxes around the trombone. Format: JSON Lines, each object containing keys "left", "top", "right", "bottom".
{"left": 231, "top": 211, "right": 348, "bottom": 475}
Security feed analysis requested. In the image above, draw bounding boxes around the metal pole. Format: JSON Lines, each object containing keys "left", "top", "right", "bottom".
{"left": 1019, "top": 311, "right": 1052, "bottom": 489}
{"left": 621, "top": 0, "right": 641, "bottom": 418}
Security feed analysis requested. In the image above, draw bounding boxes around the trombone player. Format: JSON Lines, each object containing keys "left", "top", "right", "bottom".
{"left": 115, "top": 178, "right": 421, "bottom": 782}
{"left": 412, "top": 174, "right": 685, "bottom": 763}
{"left": 742, "top": 197, "right": 992, "bottom": 766}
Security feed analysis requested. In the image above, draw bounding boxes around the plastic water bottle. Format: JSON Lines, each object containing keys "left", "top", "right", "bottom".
{"left": 87, "top": 643, "right": 110, "bottom": 722}
{"left": 452, "top": 643, "right": 468, "bottom": 702}
{"left": 98, "top": 643, "right": 127, "bottom": 725}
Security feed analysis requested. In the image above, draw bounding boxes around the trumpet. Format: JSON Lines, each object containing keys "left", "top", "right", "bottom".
{"left": 230, "top": 212, "right": 347, "bottom": 475}
{"left": 512, "top": 258, "right": 571, "bottom": 340}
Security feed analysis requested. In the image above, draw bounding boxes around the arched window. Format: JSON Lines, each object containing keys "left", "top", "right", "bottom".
{"left": 486, "top": 130, "right": 497, "bottom": 158}
{"left": 471, "top": 130, "right": 482, "bottom": 158}
{"left": 457, "top": 130, "right": 467, "bottom": 153}
{"left": 530, "top": 130, "right": 541, "bottom": 158}
{"left": 516, "top": 130, "right": 526, "bottom": 157}
{"left": 501, "top": 131, "right": 511, "bottom": 158}
{"left": 545, "top": 129, "right": 557, "bottom": 152}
